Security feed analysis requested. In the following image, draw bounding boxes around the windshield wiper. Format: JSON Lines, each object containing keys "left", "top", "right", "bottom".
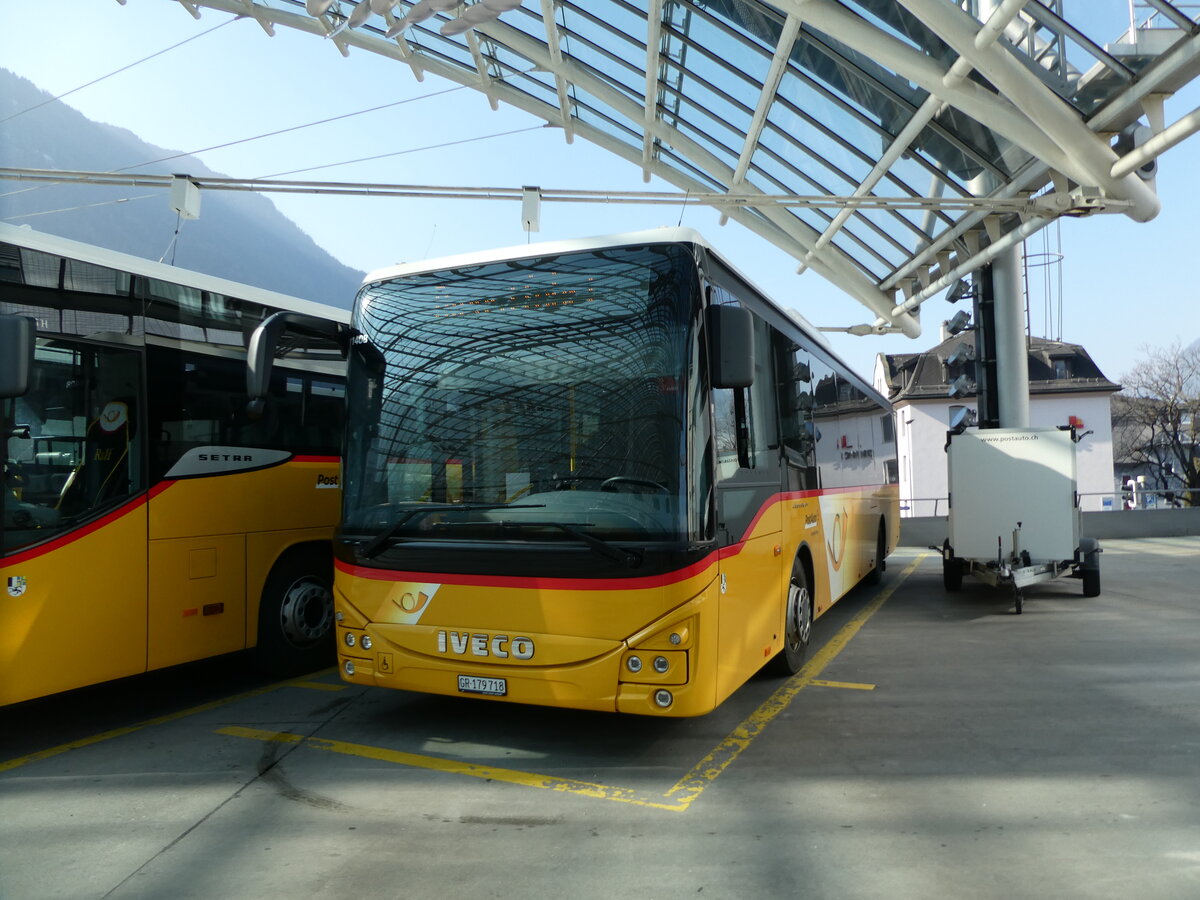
{"left": 356, "top": 503, "right": 545, "bottom": 560}
{"left": 496, "top": 520, "right": 642, "bottom": 568}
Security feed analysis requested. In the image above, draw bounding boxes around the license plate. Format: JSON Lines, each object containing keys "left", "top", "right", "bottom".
{"left": 457, "top": 675, "right": 507, "bottom": 696}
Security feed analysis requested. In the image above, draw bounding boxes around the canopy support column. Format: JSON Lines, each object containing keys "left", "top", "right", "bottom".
{"left": 987, "top": 244, "right": 1030, "bottom": 429}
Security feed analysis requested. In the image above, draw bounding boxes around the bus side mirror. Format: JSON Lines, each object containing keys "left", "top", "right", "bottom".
{"left": 707, "top": 305, "right": 754, "bottom": 389}
{"left": 246, "top": 311, "right": 349, "bottom": 420}
{"left": 0, "top": 315, "right": 35, "bottom": 399}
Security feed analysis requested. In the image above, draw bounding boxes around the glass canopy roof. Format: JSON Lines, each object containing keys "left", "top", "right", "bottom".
{"left": 167, "top": 0, "right": 1200, "bottom": 336}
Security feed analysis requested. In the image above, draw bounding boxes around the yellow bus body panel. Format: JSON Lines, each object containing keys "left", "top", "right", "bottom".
{"left": 1, "top": 503, "right": 148, "bottom": 707}
{"left": 2, "top": 459, "right": 341, "bottom": 704}
{"left": 148, "top": 460, "right": 341, "bottom": 540}
{"left": 335, "top": 487, "right": 898, "bottom": 717}
{"left": 145, "top": 461, "right": 340, "bottom": 668}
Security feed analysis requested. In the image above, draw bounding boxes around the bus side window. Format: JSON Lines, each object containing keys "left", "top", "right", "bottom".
{"left": 776, "top": 337, "right": 816, "bottom": 491}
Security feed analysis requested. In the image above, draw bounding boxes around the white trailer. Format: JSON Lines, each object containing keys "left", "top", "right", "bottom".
{"left": 940, "top": 426, "right": 1101, "bottom": 613}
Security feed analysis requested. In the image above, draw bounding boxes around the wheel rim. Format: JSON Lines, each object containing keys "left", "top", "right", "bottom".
{"left": 785, "top": 575, "right": 812, "bottom": 651}
{"left": 278, "top": 577, "right": 333, "bottom": 648}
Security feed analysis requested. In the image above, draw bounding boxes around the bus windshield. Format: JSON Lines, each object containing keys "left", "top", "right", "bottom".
{"left": 343, "top": 243, "right": 698, "bottom": 546}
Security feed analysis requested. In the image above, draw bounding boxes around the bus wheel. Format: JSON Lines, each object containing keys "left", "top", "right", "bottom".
{"left": 865, "top": 519, "right": 886, "bottom": 586}
{"left": 767, "top": 558, "right": 812, "bottom": 676}
{"left": 256, "top": 547, "right": 335, "bottom": 675}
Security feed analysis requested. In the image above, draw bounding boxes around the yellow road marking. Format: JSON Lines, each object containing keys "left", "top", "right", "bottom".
{"left": 218, "top": 725, "right": 684, "bottom": 811}
{"left": 289, "top": 680, "right": 347, "bottom": 692}
{"left": 0, "top": 668, "right": 338, "bottom": 773}
{"left": 218, "top": 555, "right": 929, "bottom": 812}
{"left": 663, "top": 552, "right": 927, "bottom": 810}
{"left": 810, "top": 679, "right": 876, "bottom": 690}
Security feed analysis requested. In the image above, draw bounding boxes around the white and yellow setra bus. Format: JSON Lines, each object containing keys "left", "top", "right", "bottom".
{"left": 252, "top": 228, "right": 899, "bottom": 717}
{"left": 1, "top": 224, "right": 348, "bottom": 706}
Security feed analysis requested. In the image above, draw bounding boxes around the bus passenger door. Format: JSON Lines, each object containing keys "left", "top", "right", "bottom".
{"left": 144, "top": 347, "right": 256, "bottom": 669}
{"left": 711, "top": 311, "right": 784, "bottom": 695}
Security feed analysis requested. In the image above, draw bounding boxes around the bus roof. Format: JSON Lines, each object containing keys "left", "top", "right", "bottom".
{"left": 362, "top": 225, "right": 839, "bottom": 360}
{"left": 0, "top": 223, "right": 351, "bottom": 325}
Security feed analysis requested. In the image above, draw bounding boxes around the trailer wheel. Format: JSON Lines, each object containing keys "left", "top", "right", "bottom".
{"left": 767, "top": 557, "right": 812, "bottom": 676}
{"left": 1080, "top": 537, "right": 1101, "bottom": 598}
{"left": 256, "top": 545, "right": 335, "bottom": 675}
{"left": 942, "top": 541, "right": 963, "bottom": 592}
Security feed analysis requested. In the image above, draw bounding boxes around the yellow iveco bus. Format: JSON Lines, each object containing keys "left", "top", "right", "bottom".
{"left": 250, "top": 228, "right": 899, "bottom": 717}
{"left": 1, "top": 224, "right": 348, "bottom": 707}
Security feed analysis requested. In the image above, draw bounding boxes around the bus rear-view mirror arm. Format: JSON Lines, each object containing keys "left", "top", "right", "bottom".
{"left": 707, "top": 304, "right": 754, "bottom": 389}
{"left": 0, "top": 314, "right": 35, "bottom": 399}
{"left": 246, "top": 311, "right": 351, "bottom": 419}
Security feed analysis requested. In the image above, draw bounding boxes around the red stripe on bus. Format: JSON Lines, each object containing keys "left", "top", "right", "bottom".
{"left": 293, "top": 455, "right": 341, "bottom": 463}
{"left": 4, "top": 494, "right": 150, "bottom": 565}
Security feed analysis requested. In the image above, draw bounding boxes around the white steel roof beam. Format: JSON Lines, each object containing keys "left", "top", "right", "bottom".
{"left": 719, "top": 11, "right": 804, "bottom": 225}
{"left": 771, "top": 0, "right": 1079, "bottom": 180}
{"left": 799, "top": 2, "right": 1030, "bottom": 280}
{"left": 538, "top": 0, "right": 575, "bottom": 143}
{"left": 642, "top": 0, "right": 664, "bottom": 182}
{"left": 465, "top": 31, "right": 499, "bottom": 111}
{"left": 899, "top": 0, "right": 1161, "bottom": 222}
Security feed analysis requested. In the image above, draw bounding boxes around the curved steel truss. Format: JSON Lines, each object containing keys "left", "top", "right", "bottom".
{"left": 141, "top": 0, "right": 1200, "bottom": 336}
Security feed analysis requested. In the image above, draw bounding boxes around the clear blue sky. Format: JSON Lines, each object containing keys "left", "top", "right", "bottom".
{"left": 2, "top": 0, "right": 1198, "bottom": 384}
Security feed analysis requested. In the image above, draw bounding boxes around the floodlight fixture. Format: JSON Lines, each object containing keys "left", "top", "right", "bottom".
{"left": 948, "top": 406, "right": 978, "bottom": 434}
{"left": 944, "top": 309, "right": 972, "bottom": 336}
{"left": 946, "top": 277, "right": 977, "bottom": 303}
{"left": 946, "top": 343, "right": 976, "bottom": 366}
{"left": 947, "top": 374, "right": 974, "bottom": 398}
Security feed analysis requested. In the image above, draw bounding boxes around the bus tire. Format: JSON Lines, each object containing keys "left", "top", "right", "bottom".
{"left": 766, "top": 556, "right": 812, "bottom": 677}
{"left": 865, "top": 519, "right": 886, "bottom": 586}
{"left": 256, "top": 545, "right": 335, "bottom": 675}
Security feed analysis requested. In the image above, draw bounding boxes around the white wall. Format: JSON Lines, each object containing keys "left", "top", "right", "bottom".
{"left": 882, "top": 392, "right": 1116, "bottom": 516}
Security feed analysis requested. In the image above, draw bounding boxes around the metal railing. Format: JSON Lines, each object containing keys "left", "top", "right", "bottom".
{"left": 901, "top": 489, "right": 1196, "bottom": 517}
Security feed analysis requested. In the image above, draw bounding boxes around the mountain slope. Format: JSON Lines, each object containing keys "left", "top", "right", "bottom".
{"left": 0, "top": 69, "right": 363, "bottom": 307}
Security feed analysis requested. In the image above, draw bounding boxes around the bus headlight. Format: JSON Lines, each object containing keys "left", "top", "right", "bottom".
{"left": 344, "top": 632, "right": 357, "bottom": 647}
{"left": 361, "top": 635, "right": 373, "bottom": 650}
{"left": 653, "top": 656, "right": 669, "bottom": 673}
{"left": 626, "top": 655, "right": 643, "bottom": 673}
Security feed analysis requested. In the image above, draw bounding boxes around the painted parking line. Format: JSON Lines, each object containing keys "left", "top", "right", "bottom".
{"left": 810, "top": 679, "right": 876, "bottom": 690}
{"left": 0, "top": 669, "right": 343, "bottom": 774}
{"left": 220, "top": 554, "right": 929, "bottom": 812}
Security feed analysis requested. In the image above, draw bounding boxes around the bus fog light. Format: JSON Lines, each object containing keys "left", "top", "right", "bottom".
{"left": 344, "top": 632, "right": 356, "bottom": 647}
{"left": 361, "top": 635, "right": 373, "bottom": 650}
{"left": 653, "top": 656, "right": 669, "bottom": 673}
{"left": 654, "top": 689, "right": 673, "bottom": 708}
{"left": 344, "top": 660, "right": 355, "bottom": 676}
{"left": 626, "top": 655, "right": 643, "bottom": 674}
